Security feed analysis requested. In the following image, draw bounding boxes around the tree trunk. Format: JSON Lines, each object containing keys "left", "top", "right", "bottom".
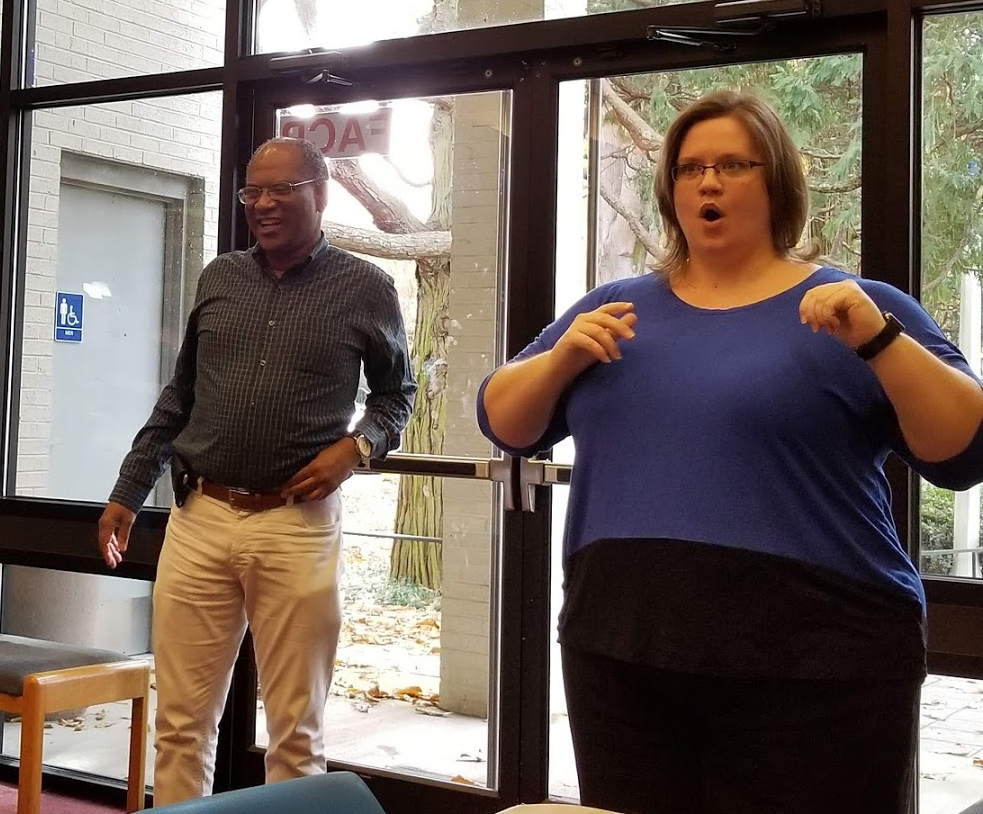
{"left": 390, "top": 95, "right": 454, "bottom": 590}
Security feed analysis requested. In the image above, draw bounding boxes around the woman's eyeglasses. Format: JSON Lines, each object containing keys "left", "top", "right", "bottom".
{"left": 670, "top": 160, "right": 765, "bottom": 182}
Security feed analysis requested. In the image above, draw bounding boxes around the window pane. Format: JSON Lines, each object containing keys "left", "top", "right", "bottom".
{"left": 29, "top": 0, "right": 224, "bottom": 87}
{"left": 0, "top": 565, "right": 157, "bottom": 790}
{"left": 550, "top": 54, "right": 863, "bottom": 801}
{"left": 919, "top": 11, "right": 983, "bottom": 581}
{"left": 253, "top": 0, "right": 693, "bottom": 54}
{"left": 15, "top": 93, "right": 222, "bottom": 507}
{"left": 558, "top": 58, "right": 862, "bottom": 297}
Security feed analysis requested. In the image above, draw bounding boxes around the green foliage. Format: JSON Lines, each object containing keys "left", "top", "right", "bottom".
{"left": 599, "top": 54, "right": 863, "bottom": 272}
{"left": 346, "top": 545, "right": 441, "bottom": 607}
{"left": 377, "top": 578, "right": 440, "bottom": 608}
{"left": 921, "top": 12, "right": 983, "bottom": 332}
{"left": 920, "top": 482, "right": 954, "bottom": 576}
{"left": 591, "top": 9, "right": 983, "bottom": 319}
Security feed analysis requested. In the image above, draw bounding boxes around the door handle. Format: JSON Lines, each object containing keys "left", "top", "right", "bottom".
{"left": 516, "top": 459, "right": 573, "bottom": 512}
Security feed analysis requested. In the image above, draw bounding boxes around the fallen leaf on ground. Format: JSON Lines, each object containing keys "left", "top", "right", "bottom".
{"left": 395, "top": 686, "right": 423, "bottom": 697}
{"left": 414, "top": 706, "right": 450, "bottom": 717}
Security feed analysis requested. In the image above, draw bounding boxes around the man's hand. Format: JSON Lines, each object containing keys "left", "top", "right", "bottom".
{"left": 281, "top": 438, "right": 361, "bottom": 501}
{"left": 98, "top": 502, "right": 136, "bottom": 569}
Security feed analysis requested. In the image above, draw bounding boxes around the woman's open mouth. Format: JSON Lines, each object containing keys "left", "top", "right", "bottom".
{"left": 699, "top": 204, "right": 723, "bottom": 222}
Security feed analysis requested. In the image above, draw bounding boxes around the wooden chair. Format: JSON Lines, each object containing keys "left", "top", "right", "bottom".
{"left": 0, "top": 634, "right": 151, "bottom": 814}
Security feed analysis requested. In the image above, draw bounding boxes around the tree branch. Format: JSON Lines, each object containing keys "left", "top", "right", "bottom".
{"left": 609, "top": 76, "right": 650, "bottom": 105}
{"left": 293, "top": 0, "right": 316, "bottom": 32}
{"left": 928, "top": 115, "right": 983, "bottom": 154}
{"left": 809, "top": 177, "right": 862, "bottom": 194}
{"left": 600, "top": 79, "right": 663, "bottom": 156}
{"left": 800, "top": 147, "right": 843, "bottom": 161}
{"left": 599, "top": 183, "right": 661, "bottom": 260}
{"left": 956, "top": 116, "right": 983, "bottom": 140}
{"left": 323, "top": 222, "right": 450, "bottom": 260}
{"left": 386, "top": 156, "right": 432, "bottom": 188}
{"left": 923, "top": 199, "right": 980, "bottom": 297}
{"left": 331, "top": 159, "right": 428, "bottom": 234}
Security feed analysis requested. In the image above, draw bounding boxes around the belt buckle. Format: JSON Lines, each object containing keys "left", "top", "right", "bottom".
{"left": 227, "top": 488, "right": 256, "bottom": 511}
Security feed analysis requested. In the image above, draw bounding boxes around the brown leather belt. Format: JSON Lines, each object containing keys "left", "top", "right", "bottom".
{"left": 197, "top": 478, "right": 292, "bottom": 512}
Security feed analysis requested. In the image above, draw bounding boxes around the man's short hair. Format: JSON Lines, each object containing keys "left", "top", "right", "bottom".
{"left": 250, "top": 137, "right": 330, "bottom": 181}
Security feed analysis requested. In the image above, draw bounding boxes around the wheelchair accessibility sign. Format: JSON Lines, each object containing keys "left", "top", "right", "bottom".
{"left": 54, "top": 292, "right": 83, "bottom": 342}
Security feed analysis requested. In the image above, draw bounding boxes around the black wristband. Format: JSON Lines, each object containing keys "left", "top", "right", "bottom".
{"left": 855, "top": 312, "right": 905, "bottom": 361}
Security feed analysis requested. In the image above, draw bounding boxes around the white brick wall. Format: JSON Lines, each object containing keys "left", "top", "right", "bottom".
{"left": 34, "top": 0, "right": 223, "bottom": 87}
{"left": 440, "top": 92, "right": 505, "bottom": 717}
{"left": 17, "top": 0, "right": 224, "bottom": 497}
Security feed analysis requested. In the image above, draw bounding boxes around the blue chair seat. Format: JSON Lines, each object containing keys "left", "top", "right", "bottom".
{"left": 149, "top": 771, "right": 387, "bottom": 814}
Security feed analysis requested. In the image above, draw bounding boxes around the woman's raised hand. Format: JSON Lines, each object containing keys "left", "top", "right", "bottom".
{"left": 798, "top": 281, "right": 886, "bottom": 351}
{"left": 550, "top": 302, "right": 637, "bottom": 374}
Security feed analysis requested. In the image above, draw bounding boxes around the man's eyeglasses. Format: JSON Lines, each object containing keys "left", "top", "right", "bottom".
{"left": 237, "top": 178, "right": 318, "bottom": 204}
{"left": 670, "top": 160, "right": 765, "bottom": 183}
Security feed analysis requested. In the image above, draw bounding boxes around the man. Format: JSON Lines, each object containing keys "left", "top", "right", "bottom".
{"left": 97, "top": 137, "right": 416, "bottom": 806}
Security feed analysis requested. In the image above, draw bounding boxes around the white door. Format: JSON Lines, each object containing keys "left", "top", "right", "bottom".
{"left": 50, "top": 182, "right": 166, "bottom": 504}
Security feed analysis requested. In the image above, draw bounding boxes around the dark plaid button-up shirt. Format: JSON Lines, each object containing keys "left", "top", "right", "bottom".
{"left": 110, "top": 236, "right": 416, "bottom": 511}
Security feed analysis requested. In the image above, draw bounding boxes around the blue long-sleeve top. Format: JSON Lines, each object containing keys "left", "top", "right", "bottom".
{"left": 478, "top": 267, "right": 983, "bottom": 610}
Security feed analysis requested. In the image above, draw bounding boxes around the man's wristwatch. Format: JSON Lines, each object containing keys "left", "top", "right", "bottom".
{"left": 855, "top": 312, "right": 905, "bottom": 361}
{"left": 349, "top": 432, "right": 372, "bottom": 466}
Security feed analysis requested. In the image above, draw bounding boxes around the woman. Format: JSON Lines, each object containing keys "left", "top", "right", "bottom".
{"left": 477, "top": 91, "right": 983, "bottom": 814}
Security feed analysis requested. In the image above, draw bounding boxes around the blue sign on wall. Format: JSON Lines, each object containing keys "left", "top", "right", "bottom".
{"left": 54, "top": 292, "right": 84, "bottom": 343}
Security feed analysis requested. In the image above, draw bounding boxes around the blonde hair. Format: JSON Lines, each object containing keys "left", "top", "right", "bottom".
{"left": 652, "top": 90, "right": 816, "bottom": 276}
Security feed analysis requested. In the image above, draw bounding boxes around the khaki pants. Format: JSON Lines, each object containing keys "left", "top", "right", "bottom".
{"left": 151, "top": 489, "right": 343, "bottom": 806}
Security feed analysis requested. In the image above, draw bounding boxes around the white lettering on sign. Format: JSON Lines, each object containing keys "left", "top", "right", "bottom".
{"left": 279, "top": 107, "right": 393, "bottom": 159}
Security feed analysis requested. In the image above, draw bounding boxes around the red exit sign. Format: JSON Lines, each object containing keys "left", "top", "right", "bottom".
{"left": 279, "top": 107, "right": 393, "bottom": 159}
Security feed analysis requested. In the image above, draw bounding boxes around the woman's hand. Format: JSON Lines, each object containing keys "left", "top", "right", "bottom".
{"left": 550, "top": 302, "right": 638, "bottom": 375}
{"left": 798, "top": 281, "right": 886, "bottom": 351}
{"left": 481, "top": 302, "right": 637, "bottom": 449}
{"left": 800, "top": 281, "right": 983, "bottom": 465}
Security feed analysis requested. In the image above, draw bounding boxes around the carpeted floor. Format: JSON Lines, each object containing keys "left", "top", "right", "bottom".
{"left": 0, "top": 780, "right": 121, "bottom": 812}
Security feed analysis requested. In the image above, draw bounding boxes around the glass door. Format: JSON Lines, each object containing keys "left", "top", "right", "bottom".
{"left": 546, "top": 52, "right": 865, "bottom": 801}
{"left": 235, "top": 83, "right": 527, "bottom": 813}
